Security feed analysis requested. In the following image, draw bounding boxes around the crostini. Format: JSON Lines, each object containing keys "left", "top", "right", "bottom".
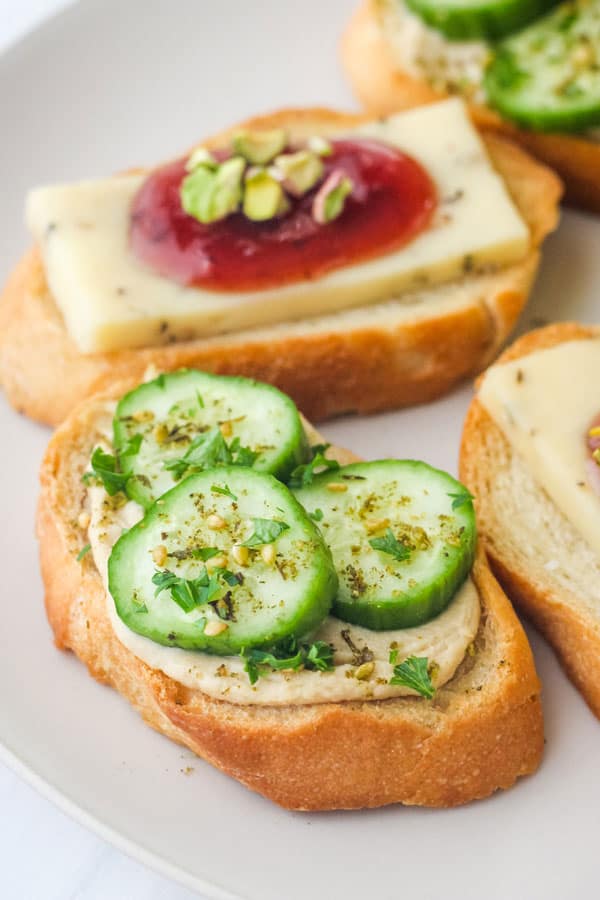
{"left": 38, "top": 368, "right": 543, "bottom": 809}
{"left": 460, "top": 322, "right": 600, "bottom": 717}
{"left": 342, "top": 0, "right": 599, "bottom": 211}
{"left": 1, "top": 100, "right": 560, "bottom": 425}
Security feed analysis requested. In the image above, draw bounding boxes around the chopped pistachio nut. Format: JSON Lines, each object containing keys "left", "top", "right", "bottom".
{"left": 181, "top": 155, "right": 244, "bottom": 224}
{"left": 364, "top": 517, "right": 390, "bottom": 534}
{"left": 207, "top": 514, "right": 226, "bottom": 530}
{"left": 312, "top": 170, "right": 353, "bottom": 224}
{"left": 233, "top": 128, "right": 287, "bottom": 165}
{"left": 77, "top": 511, "right": 91, "bottom": 530}
{"left": 273, "top": 150, "right": 324, "bottom": 197}
{"left": 307, "top": 135, "right": 333, "bottom": 157}
{"left": 326, "top": 482, "right": 348, "bottom": 493}
{"left": 154, "top": 422, "right": 169, "bottom": 444}
{"left": 355, "top": 661, "right": 375, "bottom": 681}
{"left": 204, "top": 620, "right": 229, "bottom": 637}
{"left": 185, "top": 146, "right": 218, "bottom": 172}
{"left": 205, "top": 554, "right": 228, "bottom": 571}
{"left": 152, "top": 544, "right": 168, "bottom": 567}
{"left": 261, "top": 543, "right": 276, "bottom": 566}
{"left": 231, "top": 544, "right": 249, "bottom": 566}
{"left": 243, "top": 168, "right": 289, "bottom": 221}
{"left": 180, "top": 130, "right": 352, "bottom": 228}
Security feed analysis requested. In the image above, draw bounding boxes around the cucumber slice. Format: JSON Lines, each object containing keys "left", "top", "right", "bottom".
{"left": 405, "top": 0, "right": 560, "bottom": 41}
{"left": 107, "top": 467, "right": 337, "bottom": 654}
{"left": 293, "top": 460, "right": 476, "bottom": 630}
{"left": 113, "top": 370, "right": 308, "bottom": 507}
{"left": 485, "top": 0, "right": 600, "bottom": 131}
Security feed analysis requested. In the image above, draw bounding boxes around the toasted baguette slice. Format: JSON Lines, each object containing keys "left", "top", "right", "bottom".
{"left": 460, "top": 322, "right": 600, "bottom": 718}
{"left": 342, "top": 1, "right": 598, "bottom": 212}
{"left": 37, "top": 384, "right": 543, "bottom": 810}
{"left": 1, "top": 106, "right": 560, "bottom": 427}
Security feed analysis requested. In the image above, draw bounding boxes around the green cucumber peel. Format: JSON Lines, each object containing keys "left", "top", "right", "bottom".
{"left": 293, "top": 459, "right": 476, "bottom": 630}
{"left": 405, "top": 0, "right": 561, "bottom": 41}
{"left": 485, "top": 0, "right": 600, "bottom": 132}
{"left": 108, "top": 467, "right": 337, "bottom": 654}
{"left": 112, "top": 369, "right": 309, "bottom": 508}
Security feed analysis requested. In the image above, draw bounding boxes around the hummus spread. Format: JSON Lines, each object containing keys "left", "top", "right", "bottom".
{"left": 86, "top": 411, "right": 479, "bottom": 706}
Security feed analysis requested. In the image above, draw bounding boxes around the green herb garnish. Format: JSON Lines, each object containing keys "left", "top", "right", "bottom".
{"left": 447, "top": 488, "right": 474, "bottom": 510}
{"left": 190, "top": 547, "right": 220, "bottom": 561}
{"left": 76, "top": 543, "right": 91, "bottom": 562}
{"left": 390, "top": 656, "right": 435, "bottom": 699}
{"left": 211, "top": 483, "right": 238, "bottom": 501}
{"left": 164, "top": 427, "right": 257, "bottom": 481}
{"left": 241, "top": 517, "right": 289, "bottom": 547}
{"left": 219, "top": 569, "right": 242, "bottom": 587}
{"left": 152, "top": 569, "right": 222, "bottom": 613}
{"left": 89, "top": 447, "right": 129, "bottom": 496}
{"left": 288, "top": 443, "right": 340, "bottom": 488}
{"left": 241, "top": 638, "right": 334, "bottom": 685}
{"left": 87, "top": 435, "right": 143, "bottom": 496}
{"left": 229, "top": 437, "right": 259, "bottom": 468}
{"left": 369, "top": 528, "right": 411, "bottom": 562}
{"left": 304, "top": 640, "right": 334, "bottom": 671}
{"left": 309, "top": 508, "right": 324, "bottom": 522}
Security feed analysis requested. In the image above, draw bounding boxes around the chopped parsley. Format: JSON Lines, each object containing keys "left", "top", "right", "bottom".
{"left": 369, "top": 528, "right": 411, "bottom": 562}
{"left": 211, "top": 483, "right": 238, "bottom": 501}
{"left": 304, "top": 640, "right": 334, "bottom": 671}
{"left": 152, "top": 569, "right": 222, "bottom": 613}
{"left": 152, "top": 562, "right": 241, "bottom": 614}
{"left": 241, "top": 638, "right": 334, "bottom": 685}
{"left": 309, "top": 508, "right": 324, "bottom": 522}
{"left": 447, "top": 488, "right": 474, "bottom": 510}
{"left": 86, "top": 434, "right": 143, "bottom": 496}
{"left": 89, "top": 447, "right": 129, "bottom": 496}
{"left": 390, "top": 656, "right": 435, "bottom": 699}
{"left": 220, "top": 569, "right": 242, "bottom": 587}
{"left": 164, "top": 427, "right": 257, "bottom": 481}
{"left": 190, "top": 547, "right": 220, "bottom": 561}
{"left": 229, "top": 437, "right": 259, "bottom": 467}
{"left": 241, "top": 517, "right": 289, "bottom": 547}
{"left": 76, "top": 543, "right": 91, "bottom": 562}
{"left": 388, "top": 647, "right": 398, "bottom": 665}
{"left": 288, "top": 443, "right": 340, "bottom": 488}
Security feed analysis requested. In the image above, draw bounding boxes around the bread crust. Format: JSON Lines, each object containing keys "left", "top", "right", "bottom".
{"left": 342, "top": 0, "right": 599, "bottom": 212}
{"left": 460, "top": 322, "right": 600, "bottom": 718}
{"left": 37, "top": 388, "right": 543, "bottom": 810}
{"left": 0, "top": 107, "right": 560, "bottom": 426}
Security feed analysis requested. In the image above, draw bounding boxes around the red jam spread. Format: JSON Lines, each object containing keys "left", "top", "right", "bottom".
{"left": 129, "top": 139, "right": 437, "bottom": 292}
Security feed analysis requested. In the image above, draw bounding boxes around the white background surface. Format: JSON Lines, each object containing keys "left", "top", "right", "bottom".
{"left": 1, "top": 6, "right": 204, "bottom": 900}
{"left": 2, "top": 1, "right": 600, "bottom": 899}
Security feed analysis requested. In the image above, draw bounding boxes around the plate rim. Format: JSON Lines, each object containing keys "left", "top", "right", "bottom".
{"left": 0, "top": 736, "right": 241, "bottom": 898}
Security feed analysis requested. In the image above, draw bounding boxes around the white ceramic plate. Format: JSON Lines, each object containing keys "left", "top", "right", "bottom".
{"left": 1, "top": 1, "right": 599, "bottom": 897}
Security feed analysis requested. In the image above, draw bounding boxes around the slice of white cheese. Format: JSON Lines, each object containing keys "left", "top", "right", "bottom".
{"left": 27, "top": 98, "right": 530, "bottom": 354}
{"left": 478, "top": 338, "right": 600, "bottom": 558}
